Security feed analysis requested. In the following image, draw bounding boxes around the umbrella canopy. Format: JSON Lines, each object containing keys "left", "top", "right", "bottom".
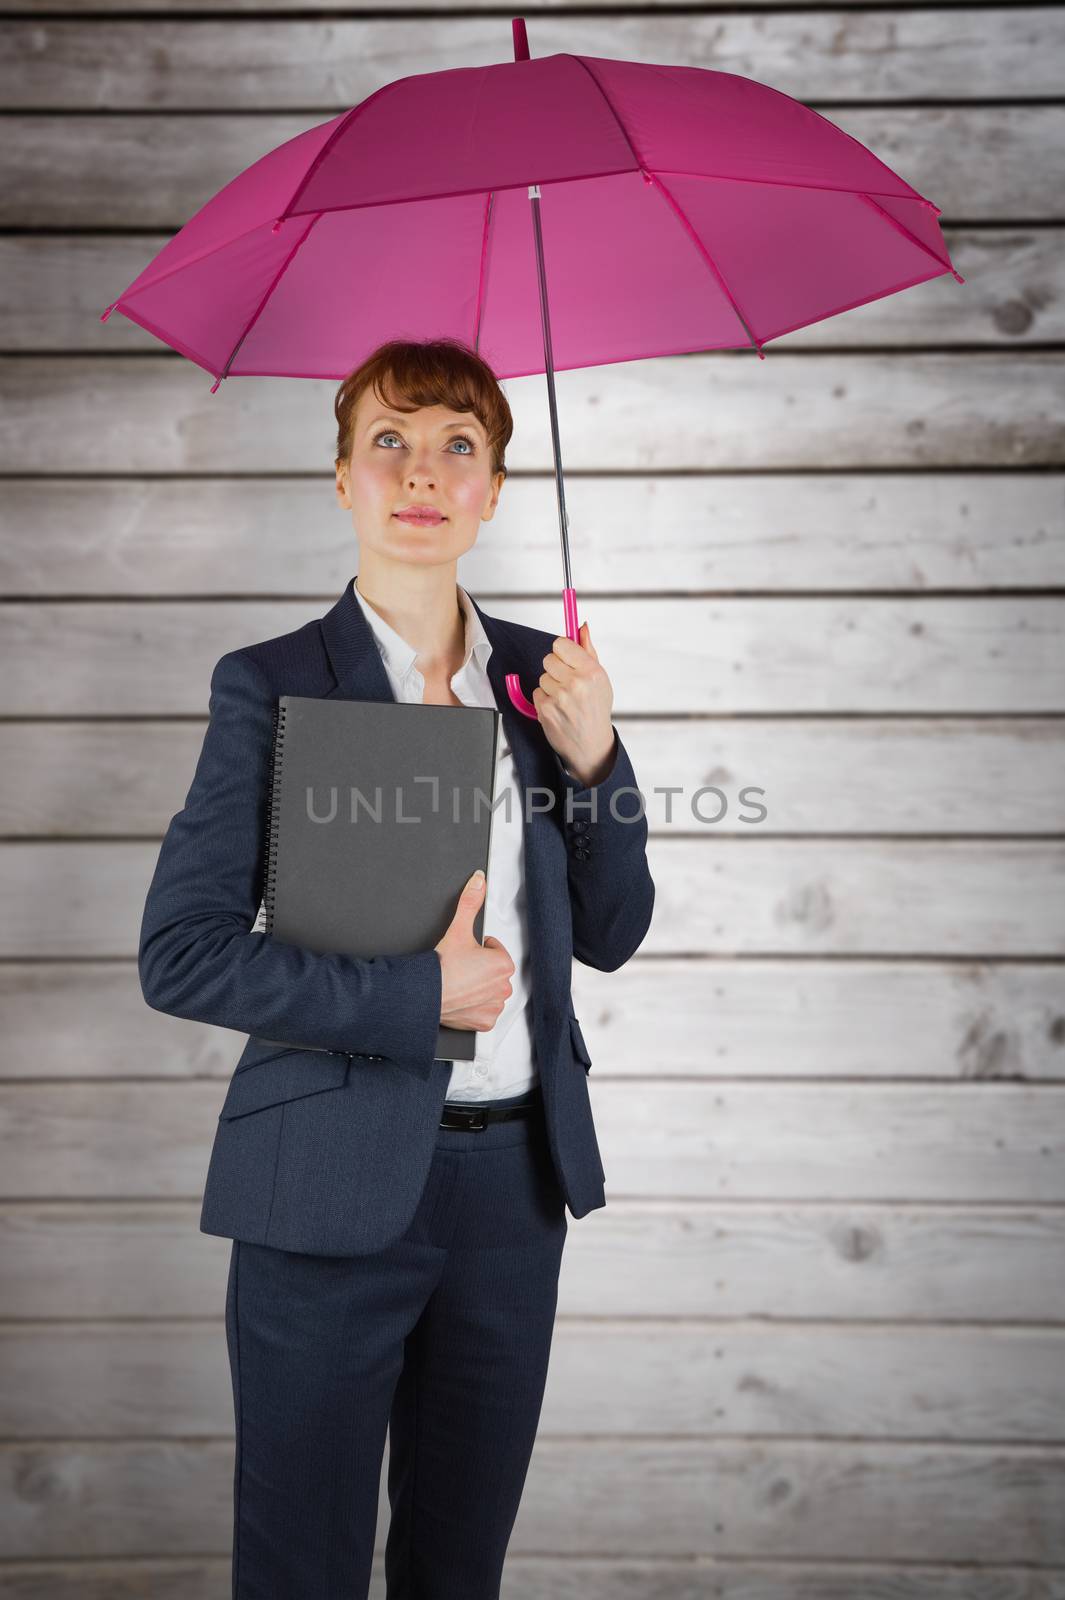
{"left": 101, "top": 31, "right": 962, "bottom": 387}
{"left": 102, "top": 18, "right": 963, "bottom": 717}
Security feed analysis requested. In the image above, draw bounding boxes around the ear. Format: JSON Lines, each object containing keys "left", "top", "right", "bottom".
{"left": 483, "top": 469, "right": 506, "bottom": 521}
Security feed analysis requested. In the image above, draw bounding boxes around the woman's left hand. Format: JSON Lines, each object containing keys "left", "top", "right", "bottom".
{"left": 533, "top": 621, "right": 616, "bottom": 787}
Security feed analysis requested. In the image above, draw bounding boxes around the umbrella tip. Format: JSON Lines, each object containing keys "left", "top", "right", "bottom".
{"left": 952, "top": 269, "right": 965, "bottom": 284}
{"left": 210, "top": 376, "right": 223, "bottom": 394}
{"left": 99, "top": 302, "right": 118, "bottom": 323}
{"left": 512, "top": 18, "right": 530, "bottom": 60}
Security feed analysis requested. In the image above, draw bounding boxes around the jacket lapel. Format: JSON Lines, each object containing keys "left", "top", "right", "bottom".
{"left": 318, "top": 573, "right": 555, "bottom": 802}
{"left": 318, "top": 575, "right": 398, "bottom": 707}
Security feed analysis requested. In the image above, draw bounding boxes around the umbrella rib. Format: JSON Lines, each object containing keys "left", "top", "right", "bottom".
{"left": 276, "top": 79, "right": 401, "bottom": 226}
{"left": 569, "top": 55, "right": 763, "bottom": 355}
{"left": 106, "top": 84, "right": 408, "bottom": 327}
{"left": 473, "top": 191, "right": 494, "bottom": 354}
{"left": 858, "top": 193, "right": 964, "bottom": 284}
{"left": 102, "top": 213, "right": 295, "bottom": 316}
{"left": 642, "top": 167, "right": 938, "bottom": 207}
{"left": 210, "top": 211, "right": 322, "bottom": 391}
{"left": 569, "top": 54, "right": 645, "bottom": 172}
{"left": 646, "top": 171, "right": 765, "bottom": 357}
{"left": 105, "top": 299, "right": 219, "bottom": 377}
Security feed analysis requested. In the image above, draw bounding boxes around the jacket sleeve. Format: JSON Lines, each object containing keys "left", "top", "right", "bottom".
{"left": 552, "top": 725, "right": 655, "bottom": 972}
{"left": 138, "top": 648, "right": 443, "bottom": 1076}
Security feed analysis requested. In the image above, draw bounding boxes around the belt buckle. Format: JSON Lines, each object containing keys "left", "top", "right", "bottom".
{"left": 439, "top": 1105, "right": 489, "bottom": 1131}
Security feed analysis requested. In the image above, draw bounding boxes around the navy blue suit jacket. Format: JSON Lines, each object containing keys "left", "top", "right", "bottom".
{"left": 138, "top": 574, "right": 655, "bottom": 1255}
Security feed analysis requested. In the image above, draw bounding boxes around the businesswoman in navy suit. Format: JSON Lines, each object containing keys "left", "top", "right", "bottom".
{"left": 138, "top": 337, "right": 655, "bottom": 1599}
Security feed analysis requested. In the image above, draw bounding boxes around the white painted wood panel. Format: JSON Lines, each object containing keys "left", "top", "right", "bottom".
{"left": 1, "top": 1436, "right": 1063, "bottom": 1562}
{"left": 3, "top": 959, "right": 1065, "bottom": 1081}
{"left": 4, "top": 721, "right": 1063, "bottom": 835}
{"left": 4, "top": 1320, "right": 1064, "bottom": 1439}
{"left": 2, "top": 838, "right": 1064, "bottom": 957}
{"left": 0, "top": 1558, "right": 1059, "bottom": 1600}
{"left": 2, "top": 110, "right": 1064, "bottom": 225}
{"left": 6, "top": 354, "right": 1063, "bottom": 471}
{"left": 3, "top": 1202, "right": 1063, "bottom": 1322}
{"left": 2, "top": 13, "right": 1062, "bottom": 110}
{"left": 3, "top": 474, "right": 1063, "bottom": 592}
{"left": 4, "top": 229, "right": 1057, "bottom": 353}
{"left": 3, "top": 1079, "right": 1064, "bottom": 1200}
{"left": 3, "top": 597, "right": 1063, "bottom": 713}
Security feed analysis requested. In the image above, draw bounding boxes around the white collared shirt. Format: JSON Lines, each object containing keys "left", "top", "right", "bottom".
{"left": 351, "top": 577, "right": 538, "bottom": 1104}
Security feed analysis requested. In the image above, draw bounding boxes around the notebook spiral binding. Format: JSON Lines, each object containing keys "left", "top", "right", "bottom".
{"left": 259, "top": 698, "right": 287, "bottom": 936}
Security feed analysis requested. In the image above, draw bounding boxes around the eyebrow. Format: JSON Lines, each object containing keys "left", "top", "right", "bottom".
{"left": 366, "top": 413, "right": 485, "bottom": 438}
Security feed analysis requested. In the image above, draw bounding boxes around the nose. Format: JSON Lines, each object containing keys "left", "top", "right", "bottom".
{"left": 404, "top": 441, "right": 439, "bottom": 488}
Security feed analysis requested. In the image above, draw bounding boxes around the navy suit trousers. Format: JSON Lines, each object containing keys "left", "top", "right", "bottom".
{"left": 224, "top": 1087, "right": 568, "bottom": 1598}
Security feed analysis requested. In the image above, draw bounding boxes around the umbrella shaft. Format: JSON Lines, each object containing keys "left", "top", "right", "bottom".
{"left": 528, "top": 186, "right": 572, "bottom": 593}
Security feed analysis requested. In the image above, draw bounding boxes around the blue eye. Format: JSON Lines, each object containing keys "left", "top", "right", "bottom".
{"left": 373, "top": 430, "right": 476, "bottom": 455}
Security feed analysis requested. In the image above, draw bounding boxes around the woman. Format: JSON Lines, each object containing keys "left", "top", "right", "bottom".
{"left": 138, "top": 337, "right": 655, "bottom": 1598}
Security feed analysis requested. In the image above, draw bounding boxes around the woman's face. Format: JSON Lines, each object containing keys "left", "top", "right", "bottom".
{"left": 335, "top": 387, "right": 505, "bottom": 568}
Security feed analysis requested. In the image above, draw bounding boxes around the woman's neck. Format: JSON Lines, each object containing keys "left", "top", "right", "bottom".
{"left": 354, "top": 568, "right": 466, "bottom": 678}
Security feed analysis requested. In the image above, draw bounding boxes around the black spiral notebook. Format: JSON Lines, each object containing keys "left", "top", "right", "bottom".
{"left": 254, "top": 695, "right": 502, "bottom": 1062}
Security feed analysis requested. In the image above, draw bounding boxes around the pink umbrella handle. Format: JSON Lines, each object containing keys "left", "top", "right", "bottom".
{"left": 506, "top": 587, "right": 580, "bottom": 718}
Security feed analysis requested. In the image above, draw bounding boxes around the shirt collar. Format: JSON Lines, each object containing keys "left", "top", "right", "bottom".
{"left": 351, "top": 577, "right": 492, "bottom": 682}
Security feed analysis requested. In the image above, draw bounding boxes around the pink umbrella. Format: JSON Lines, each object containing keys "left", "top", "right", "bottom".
{"left": 101, "top": 17, "right": 964, "bottom": 718}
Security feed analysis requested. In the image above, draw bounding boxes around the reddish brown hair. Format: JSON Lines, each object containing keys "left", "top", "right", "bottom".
{"left": 334, "top": 338, "right": 512, "bottom": 481}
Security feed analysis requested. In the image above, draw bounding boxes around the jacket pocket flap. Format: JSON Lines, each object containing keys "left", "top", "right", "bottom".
{"left": 569, "top": 1014, "right": 593, "bottom": 1069}
{"left": 219, "top": 1049, "right": 350, "bottom": 1120}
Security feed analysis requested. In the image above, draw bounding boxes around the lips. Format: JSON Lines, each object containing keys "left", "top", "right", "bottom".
{"left": 394, "top": 510, "right": 445, "bottom": 525}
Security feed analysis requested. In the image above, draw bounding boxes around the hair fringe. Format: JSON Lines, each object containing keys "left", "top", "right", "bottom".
{"left": 334, "top": 337, "right": 512, "bottom": 481}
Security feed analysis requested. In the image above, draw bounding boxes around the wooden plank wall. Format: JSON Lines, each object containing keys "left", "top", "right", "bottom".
{"left": 1, "top": 4, "right": 1064, "bottom": 1596}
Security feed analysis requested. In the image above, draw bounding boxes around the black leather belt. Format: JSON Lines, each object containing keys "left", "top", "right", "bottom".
{"left": 439, "top": 1086, "right": 541, "bottom": 1131}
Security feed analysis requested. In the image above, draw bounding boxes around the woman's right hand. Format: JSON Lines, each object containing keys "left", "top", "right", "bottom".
{"left": 434, "top": 870, "right": 515, "bottom": 1032}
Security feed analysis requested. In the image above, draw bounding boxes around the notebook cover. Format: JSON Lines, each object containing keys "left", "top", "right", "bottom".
{"left": 255, "top": 695, "right": 502, "bottom": 1062}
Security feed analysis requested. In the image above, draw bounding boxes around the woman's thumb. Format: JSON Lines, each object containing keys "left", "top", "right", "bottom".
{"left": 447, "top": 868, "right": 486, "bottom": 936}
